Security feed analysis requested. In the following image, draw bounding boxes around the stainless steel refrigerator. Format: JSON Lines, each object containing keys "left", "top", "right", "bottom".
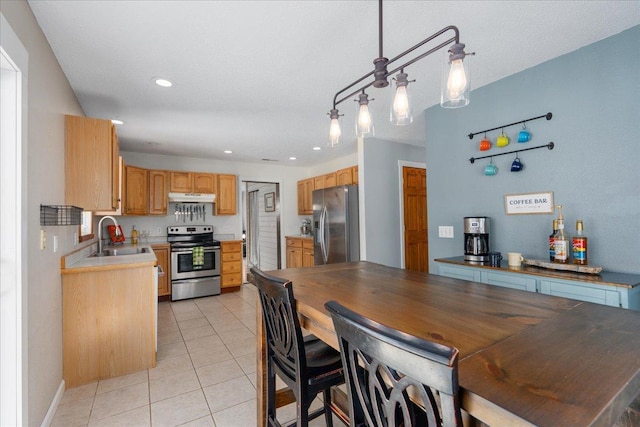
{"left": 313, "top": 185, "right": 360, "bottom": 265}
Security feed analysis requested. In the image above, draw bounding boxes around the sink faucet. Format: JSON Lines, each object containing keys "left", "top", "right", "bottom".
{"left": 97, "top": 215, "right": 120, "bottom": 254}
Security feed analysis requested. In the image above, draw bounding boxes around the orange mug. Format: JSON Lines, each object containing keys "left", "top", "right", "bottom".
{"left": 479, "top": 138, "right": 491, "bottom": 151}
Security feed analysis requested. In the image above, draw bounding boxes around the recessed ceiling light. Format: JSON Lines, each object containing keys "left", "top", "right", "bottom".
{"left": 111, "top": 119, "right": 123, "bottom": 125}
{"left": 289, "top": 157, "right": 297, "bottom": 160}
{"left": 154, "top": 78, "right": 173, "bottom": 87}
{"left": 313, "top": 146, "right": 321, "bottom": 151}
{"left": 224, "top": 150, "right": 233, "bottom": 154}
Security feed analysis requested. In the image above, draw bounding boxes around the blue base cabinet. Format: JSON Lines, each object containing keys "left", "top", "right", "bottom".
{"left": 436, "top": 260, "right": 640, "bottom": 311}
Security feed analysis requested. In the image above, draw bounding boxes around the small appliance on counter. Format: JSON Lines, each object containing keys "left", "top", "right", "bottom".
{"left": 464, "top": 217, "right": 490, "bottom": 263}
{"left": 301, "top": 219, "right": 312, "bottom": 236}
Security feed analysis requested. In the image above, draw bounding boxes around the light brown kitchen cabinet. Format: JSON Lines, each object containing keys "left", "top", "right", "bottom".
{"left": 65, "top": 115, "right": 119, "bottom": 210}
{"left": 124, "top": 165, "right": 148, "bottom": 215}
{"left": 314, "top": 175, "right": 325, "bottom": 191}
{"left": 62, "top": 264, "right": 156, "bottom": 388}
{"left": 286, "top": 237, "right": 314, "bottom": 268}
{"left": 194, "top": 173, "right": 216, "bottom": 194}
{"left": 169, "top": 171, "right": 193, "bottom": 192}
{"left": 352, "top": 165, "right": 359, "bottom": 184}
{"left": 324, "top": 172, "right": 337, "bottom": 188}
{"left": 152, "top": 243, "right": 171, "bottom": 297}
{"left": 148, "top": 170, "right": 168, "bottom": 215}
{"left": 221, "top": 240, "right": 243, "bottom": 290}
{"left": 336, "top": 167, "right": 354, "bottom": 185}
{"left": 297, "top": 178, "right": 314, "bottom": 215}
{"left": 216, "top": 174, "right": 237, "bottom": 215}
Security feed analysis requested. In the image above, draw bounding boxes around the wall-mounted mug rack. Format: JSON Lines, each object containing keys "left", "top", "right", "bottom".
{"left": 469, "top": 142, "right": 555, "bottom": 164}
{"left": 468, "top": 112, "right": 553, "bottom": 140}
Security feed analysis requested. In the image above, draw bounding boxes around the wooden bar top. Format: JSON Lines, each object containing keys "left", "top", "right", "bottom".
{"left": 266, "top": 261, "right": 640, "bottom": 426}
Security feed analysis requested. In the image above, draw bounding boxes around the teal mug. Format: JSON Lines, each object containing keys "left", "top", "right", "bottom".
{"left": 484, "top": 161, "right": 498, "bottom": 176}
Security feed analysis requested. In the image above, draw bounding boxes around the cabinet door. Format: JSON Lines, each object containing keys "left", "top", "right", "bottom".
{"left": 111, "top": 126, "right": 120, "bottom": 209}
{"left": 539, "top": 279, "right": 622, "bottom": 307}
{"left": 65, "top": 115, "right": 118, "bottom": 210}
{"left": 194, "top": 173, "right": 216, "bottom": 194}
{"left": 481, "top": 271, "right": 537, "bottom": 292}
{"left": 297, "top": 178, "right": 314, "bottom": 215}
{"left": 216, "top": 174, "right": 237, "bottom": 215}
{"left": 438, "top": 265, "right": 481, "bottom": 282}
{"left": 124, "top": 165, "right": 148, "bottom": 215}
{"left": 221, "top": 241, "right": 243, "bottom": 288}
{"left": 324, "top": 172, "right": 337, "bottom": 188}
{"left": 152, "top": 245, "right": 171, "bottom": 297}
{"left": 148, "top": 170, "right": 168, "bottom": 215}
{"left": 314, "top": 175, "right": 325, "bottom": 191}
{"left": 351, "top": 165, "right": 359, "bottom": 185}
{"left": 286, "top": 238, "right": 303, "bottom": 268}
{"left": 336, "top": 167, "right": 353, "bottom": 185}
{"left": 170, "top": 171, "right": 193, "bottom": 192}
{"left": 302, "top": 239, "right": 314, "bottom": 267}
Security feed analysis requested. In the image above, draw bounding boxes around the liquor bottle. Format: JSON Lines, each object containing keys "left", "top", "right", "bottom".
{"left": 572, "top": 220, "right": 588, "bottom": 265}
{"left": 553, "top": 205, "right": 569, "bottom": 264}
{"left": 549, "top": 219, "right": 558, "bottom": 261}
{"left": 131, "top": 225, "right": 138, "bottom": 245}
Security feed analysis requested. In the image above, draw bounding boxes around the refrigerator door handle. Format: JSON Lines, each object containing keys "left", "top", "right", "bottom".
{"left": 318, "top": 206, "right": 325, "bottom": 263}
{"left": 321, "top": 205, "right": 329, "bottom": 264}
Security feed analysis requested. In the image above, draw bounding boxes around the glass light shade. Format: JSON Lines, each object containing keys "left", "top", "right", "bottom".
{"left": 356, "top": 103, "right": 374, "bottom": 137}
{"left": 441, "top": 54, "right": 470, "bottom": 108}
{"left": 390, "top": 84, "right": 413, "bottom": 125}
{"left": 329, "top": 117, "right": 342, "bottom": 147}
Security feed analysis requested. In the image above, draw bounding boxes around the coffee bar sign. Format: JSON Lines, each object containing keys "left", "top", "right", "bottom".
{"left": 504, "top": 191, "right": 554, "bottom": 215}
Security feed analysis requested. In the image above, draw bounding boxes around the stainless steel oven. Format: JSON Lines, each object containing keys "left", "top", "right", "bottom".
{"left": 168, "top": 225, "right": 221, "bottom": 301}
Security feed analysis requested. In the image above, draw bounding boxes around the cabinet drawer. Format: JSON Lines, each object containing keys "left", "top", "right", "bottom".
{"left": 222, "top": 261, "right": 242, "bottom": 273}
{"left": 438, "top": 265, "right": 481, "bottom": 282}
{"left": 222, "top": 242, "right": 242, "bottom": 253}
{"left": 286, "top": 238, "right": 302, "bottom": 249}
{"left": 222, "top": 252, "right": 242, "bottom": 262}
{"left": 221, "top": 273, "right": 242, "bottom": 286}
{"left": 482, "top": 271, "right": 537, "bottom": 292}
{"left": 540, "top": 279, "right": 621, "bottom": 307}
{"left": 302, "top": 239, "right": 314, "bottom": 249}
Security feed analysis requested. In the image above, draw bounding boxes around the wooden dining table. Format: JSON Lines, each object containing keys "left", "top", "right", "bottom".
{"left": 252, "top": 261, "right": 640, "bottom": 426}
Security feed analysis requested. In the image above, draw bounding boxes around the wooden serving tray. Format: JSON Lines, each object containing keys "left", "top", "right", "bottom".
{"left": 523, "top": 259, "right": 602, "bottom": 274}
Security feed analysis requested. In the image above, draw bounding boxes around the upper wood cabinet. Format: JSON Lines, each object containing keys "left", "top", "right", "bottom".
{"left": 194, "top": 173, "right": 216, "bottom": 194}
{"left": 297, "top": 178, "right": 314, "bottom": 215}
{"left": 324, "top": 172, "right": 337, "bottom": 188}
{"left": 336, "top": 167, "right": 353, "bottom": 185}
{"left": 352, "top": 165, "right": 359, "bottom": 184}
{"left": 170, "top": 171, "right": 216, "bottom": 194}
{"left": 314, "top": 175, "right": 325, "bottom": 190}
{"left": 123, "top": 165, "right": 148, "bottom": 215}
{"left": 65, "top": 115, "right": 119, "bottom": 210}
{"left": 148, "top": 170, "right": 168, "bottom": 215}
{"left": 216, "top": 174, "right": 237, "bottom": 215}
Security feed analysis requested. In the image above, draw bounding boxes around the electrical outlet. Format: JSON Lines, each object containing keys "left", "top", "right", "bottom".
{"left": 438, "top": 226, "right": 454, "bottom": 238}
{"left": 156, "top": 227, "right": 162, "bottom": 236}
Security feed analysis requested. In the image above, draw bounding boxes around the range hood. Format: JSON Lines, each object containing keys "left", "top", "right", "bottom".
{"left": 168, "top": 192, "right": 216, "bottom": 203}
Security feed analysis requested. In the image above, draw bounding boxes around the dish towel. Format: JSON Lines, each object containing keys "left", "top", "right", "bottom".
{"left": 192, "top": 246, "right": 204, "bottom": 269}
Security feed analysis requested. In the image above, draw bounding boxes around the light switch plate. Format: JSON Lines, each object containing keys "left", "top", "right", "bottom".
{"left": 40, "top": 229, "right": 46, "bottom": 250}
{"left": 438, "top": 226, "right": 454, "bottom": 238}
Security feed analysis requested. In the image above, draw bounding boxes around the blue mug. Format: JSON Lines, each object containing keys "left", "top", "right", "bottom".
{"left": 511, "top": 157, "right": 524, "bottom": 172}
{"left": 518, "top": 128, "right": 531, "bottom": 143}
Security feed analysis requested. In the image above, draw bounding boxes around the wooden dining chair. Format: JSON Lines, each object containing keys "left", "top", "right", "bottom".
{"left": 325, "top": 300, "right": 463, "bottom": 427}
{"left": 252, "top": 267, "right": 345, "bottom": 427}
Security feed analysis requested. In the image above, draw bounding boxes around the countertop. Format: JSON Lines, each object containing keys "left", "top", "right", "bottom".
{"left": 435, "top": 256, "right": 640, "bottom": 288}
{"left": 285, "top": 235, "right": 313, "bottom": 239}
{"left": 61, "top": 243, "right": 157, "bottom": 274}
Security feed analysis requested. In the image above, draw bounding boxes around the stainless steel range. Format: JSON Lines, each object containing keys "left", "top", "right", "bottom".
{"left": 167, "top": 225, "right": 221, "bottom": 301}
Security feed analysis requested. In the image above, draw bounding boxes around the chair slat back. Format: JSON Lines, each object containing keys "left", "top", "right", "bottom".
{"left": 252, "top": 268, "right": 306, "bottom": 383}
{"left": 326, "top": 301, "right": 463, "bottom": 427}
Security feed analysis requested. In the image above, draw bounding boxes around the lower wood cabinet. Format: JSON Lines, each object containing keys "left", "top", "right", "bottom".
{"left": 286, "top": 236, "right": 314, "bottom": 268}
{"left": 152, "top": 243, "right": 171, "bottom": 297}
{"left": 221, "top": 240, "right": 243, "bottom": 290}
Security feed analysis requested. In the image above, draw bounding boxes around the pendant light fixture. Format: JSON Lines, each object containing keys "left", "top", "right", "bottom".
{"left": 327, "top": 0, "right": 474, "bottom": 145}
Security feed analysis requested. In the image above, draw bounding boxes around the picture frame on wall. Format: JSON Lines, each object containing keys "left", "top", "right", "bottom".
{"left": 264, "top": 192, "right": 275, "bottom": 212}
{"left": 504, "top": 191, "right": 554, "bottom": 215}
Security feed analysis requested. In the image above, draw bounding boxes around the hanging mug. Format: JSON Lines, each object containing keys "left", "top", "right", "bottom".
{"left": 479, "top": 136, "right": 491, "bottom": 151}
{"left": 484, "top": 159, "right": 498, "bottom": 176}
{"left": 496, "top": 131, "right": 509, "bottom": 148}
{"left": 518, "top": 125, "right": 531, "bottom": 143}
{"left": 511, "top": 155, "right": 524, "bottom": 172}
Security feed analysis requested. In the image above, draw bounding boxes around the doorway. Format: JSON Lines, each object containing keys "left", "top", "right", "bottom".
{"left": 1, "top": 35, "right": 25, "bottom": 426}
{"left": 244, "top": 181, "right": 281, "bottom": 273}
{"left": 400, "top": 164, "right": 429, "bottom": 272}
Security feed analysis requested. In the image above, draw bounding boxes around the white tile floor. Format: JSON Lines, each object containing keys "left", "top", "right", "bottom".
{"left": 52, "top": 284, "right": 335, "bottom": 427}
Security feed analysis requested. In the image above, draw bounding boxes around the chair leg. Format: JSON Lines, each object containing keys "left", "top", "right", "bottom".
{"left": 323, "top": 388, "right": 334, "bottom": 427}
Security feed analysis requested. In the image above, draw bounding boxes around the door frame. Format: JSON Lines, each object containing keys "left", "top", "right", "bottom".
{"left": 397, "top": 160, "right": 427, "bottom": 269}
{"left": 242, "top": 179, "right": 282, "bottom": 270}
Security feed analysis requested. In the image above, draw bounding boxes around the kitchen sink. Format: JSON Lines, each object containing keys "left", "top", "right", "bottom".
{"left": 91, "top": 247, "right": 151, "bottom": 257}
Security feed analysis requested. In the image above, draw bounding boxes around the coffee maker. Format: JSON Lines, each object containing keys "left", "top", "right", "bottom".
{"left": 464, "top": 217, "right": 490, "bottom": 263}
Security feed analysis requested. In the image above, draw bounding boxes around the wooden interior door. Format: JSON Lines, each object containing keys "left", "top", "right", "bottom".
{"left": 403, "top": 167, "right": 428, "bottom": 272}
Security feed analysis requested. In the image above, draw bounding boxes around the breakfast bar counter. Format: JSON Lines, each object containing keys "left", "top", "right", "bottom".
{"left": 253, "top": 261, "right": 640, "bottom": 426}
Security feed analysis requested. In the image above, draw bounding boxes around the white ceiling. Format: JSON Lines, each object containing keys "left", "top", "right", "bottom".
{"left": 28, "top": 1, "right": 639, "bottom": 167}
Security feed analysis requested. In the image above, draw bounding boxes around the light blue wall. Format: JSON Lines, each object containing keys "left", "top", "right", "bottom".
{"left": 425, "top": 25, "right": 640, "bottom": 274}
{"left": 362, "top": 139, "right": 426, "bottom": 267}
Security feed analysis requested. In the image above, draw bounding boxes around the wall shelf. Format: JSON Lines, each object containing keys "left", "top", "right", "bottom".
{"left": 468, "top": 112, "right": 553, "bottom": 140}
{"left": 469, "top": 142, "right": 555, "bottom": 164}
{"left": 40, "top": 204, "right": 83, "bottom": 226}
